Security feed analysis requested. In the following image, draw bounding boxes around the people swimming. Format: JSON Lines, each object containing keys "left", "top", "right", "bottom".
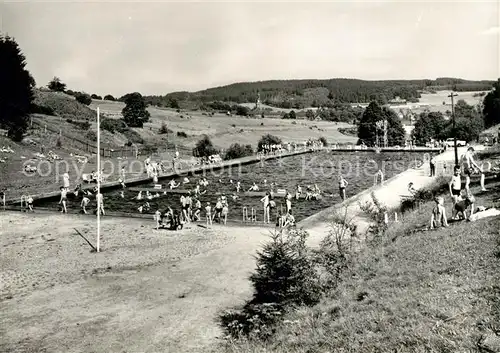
{"left": 169, "top": 179, "right": 180, "bottom": 189}
{"left": 248, "top": 182, "right": 259, "bottom": 192}
{"left": 199, "top": 178, "right": 209, "bottom": 187}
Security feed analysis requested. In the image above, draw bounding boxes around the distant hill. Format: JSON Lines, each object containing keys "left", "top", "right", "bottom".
{"left": 144, "top": 78, "right": 495, "bottom": 110}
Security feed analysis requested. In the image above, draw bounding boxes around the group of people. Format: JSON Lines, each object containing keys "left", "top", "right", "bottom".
{"left": 429, "top": 147, "right": 490, "bottom": 229}
{"left": 152, "top": 192, "right": 230, "bottom": 229}
{"left": 57, "top": 171, "right": 105, "bottom": 215}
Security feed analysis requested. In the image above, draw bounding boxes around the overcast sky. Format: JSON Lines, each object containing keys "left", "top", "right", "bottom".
{"left": 2, "top": 1, "right": 499, "bottom": 96}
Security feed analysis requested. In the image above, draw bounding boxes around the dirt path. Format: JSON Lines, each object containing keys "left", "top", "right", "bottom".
{"left": 0, "top": 213, "right": 282, "bottom": 353}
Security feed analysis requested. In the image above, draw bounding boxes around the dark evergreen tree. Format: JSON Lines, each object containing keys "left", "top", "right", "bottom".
{"left": 383, "top": 107, "right": 406, "bottom": 146}
{"left": 121, "top": 92, "right": 150, "bottom": 127}
{"left": 48, "top": 76, "right": 66, "bottom": 92}
{"left": 0, "top": 35, "right": 35, "bottom": 141}
{"left": 103, "top": 94, "right": 115, "bottom": 101}
{"left": 192, "top": 135, "right": 217, "bottom": 157}
{"left": 482, "top": 79, "right": 500, "bottom": 128}
{"left": 249, "top": 230, "right": 321, "bottom": 307}
{"left": 357, "top": 101, "right": 383, "bottom": 146}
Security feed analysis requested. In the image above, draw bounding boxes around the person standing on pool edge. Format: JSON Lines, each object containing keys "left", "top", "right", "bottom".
{"left": 429, "top": 154, "right": 436, "bottom": 177}
{"left": 338, "top": 174, "right": 348, "bottom": 201}
{"left": 260, "top": 192, "right": 270, "bottom": 224}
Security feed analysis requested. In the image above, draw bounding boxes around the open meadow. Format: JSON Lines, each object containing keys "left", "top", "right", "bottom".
{"left": 90, "top": 99, "right": 357, "bottom": 149}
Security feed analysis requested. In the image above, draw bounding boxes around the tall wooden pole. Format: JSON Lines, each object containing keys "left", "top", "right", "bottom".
{"left": 448, "top": 92, "right": 459, "bottom": 166}
{"left": 97, "top": 107, "right": 101, "bottom": 252}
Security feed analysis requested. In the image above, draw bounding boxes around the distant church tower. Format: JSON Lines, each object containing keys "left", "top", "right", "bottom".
{"left": 255, "top": 91, "right": 261, "bottom": 110}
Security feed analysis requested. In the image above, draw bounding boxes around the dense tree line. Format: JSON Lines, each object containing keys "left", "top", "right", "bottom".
{"left": 143, "top": 78, "right": 494, "bottom": 109}
{"left": 411, "top": 100, "right": 485, "bottom": 144}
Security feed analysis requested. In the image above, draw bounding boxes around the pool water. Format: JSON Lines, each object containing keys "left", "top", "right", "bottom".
{"left": 37, "top": 151, "right": 428, "bottom": 222}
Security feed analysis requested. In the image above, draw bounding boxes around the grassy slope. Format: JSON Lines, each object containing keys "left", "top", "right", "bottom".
{"left": 220, "top": 181, "right": 500, "bottom": 353}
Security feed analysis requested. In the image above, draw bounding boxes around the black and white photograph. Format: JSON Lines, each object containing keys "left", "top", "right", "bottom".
{"left": 1, "top": 1, "right": 500, "bottom": 352}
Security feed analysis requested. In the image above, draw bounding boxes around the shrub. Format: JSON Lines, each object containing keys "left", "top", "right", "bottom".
{"left": 100, "top": 117, "right": 127, "bottom": 134}
{"left": 313, "top": 212, "right": 354, "bottom": 291}
{"left": 158, "top": 123, "right": 173, "bottom": 135}
{"left": 177, "top": 131, "right": 188, "bottom": 138}
{"left": 399, "top": 176, "right": 449, "bottom": 214}
{"left": 257, "top": 134, "right": 282, "bottom": 152}
{"left": 66, "top": 118, "right": 90, "bottom": 130}
{"left": 224, "top": 143, "right": 253, "bottom": 160}
{"left": 75, "top": 92, "right": 92, "bottom": 105}
{"left": 121, "top": 129, "right": 144, "bottom": 144}
{"left": 125, "top": 141, "right": 132, "bottom": 147}
{"left": 193, "top": 135, "right": 217, "bottom": 157}
{"left": 55, "top": 136, "right": 62, "bottom": 148}
{"left": 319, "top": 136, "right": 328, "bottom": 146}
{"left": 85, "top": 130, "right": 97, "bottom": 141}
{"left": 219, "top": 229, "right": 321, "bottom": 339}
{"left": 359, "top": 192, "right": 388, "bottom": 241}
{"left": 31, "top": 103, "right": 56, "bottom": 116}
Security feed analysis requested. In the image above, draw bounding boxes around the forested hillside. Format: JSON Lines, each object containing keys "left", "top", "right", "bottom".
{"left": 143, "top": 78, "right": 494, "bottom": 109}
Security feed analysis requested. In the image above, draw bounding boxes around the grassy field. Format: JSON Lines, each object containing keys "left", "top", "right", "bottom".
{"left": 91, "top": 99, "right": 357, "bottom": 149}
{"left": 217, "top": 178, "right": 500, "bottom": 353}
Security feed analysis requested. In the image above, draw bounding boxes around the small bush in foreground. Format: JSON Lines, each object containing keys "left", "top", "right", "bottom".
{"left": 219, "top": 229, "right": 321, "bottom": 339}
{"left": 313, "top": 209, "right": 355, "bottom": 292}
{"left": 177, "top": 131, "right": 188, "bottom": 138}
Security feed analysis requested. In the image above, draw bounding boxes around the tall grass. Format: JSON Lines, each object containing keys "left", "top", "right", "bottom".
{"left": 216, "top": 182, "right": 500, "bottom": 353}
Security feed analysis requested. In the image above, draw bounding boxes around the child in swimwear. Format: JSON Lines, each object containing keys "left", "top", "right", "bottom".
{"left": 449, "top": 166, "right": 462, "bottom": 205}
{"left": 27, "top": 195, "right": 34, "bottom": 212}
{"left": 193, "top": 199, "right": 202, "bottom": 221}
{"left": 205, "top": 202, "right": 212, "bottom": 226}
{"left": 154, "top": 209, "right": 162, "bottom": 229}
{"left": 59, "top": 187, "right": 68, "bottom": 213}
{"left": 222, "top": 202, "right": 229, "bottom": 225}
{"left": 430, "top": 196, "right": 448, "bottom": 229}
{"left": 81, "top": 196, "right": 90, "bottom": 214}
{"left": 453, "top": 191, "right": 475, "bottom": 221}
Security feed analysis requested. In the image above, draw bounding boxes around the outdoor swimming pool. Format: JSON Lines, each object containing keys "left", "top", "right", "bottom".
{"left": 37, "top": 151, "right": 429, "bottom": 222}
